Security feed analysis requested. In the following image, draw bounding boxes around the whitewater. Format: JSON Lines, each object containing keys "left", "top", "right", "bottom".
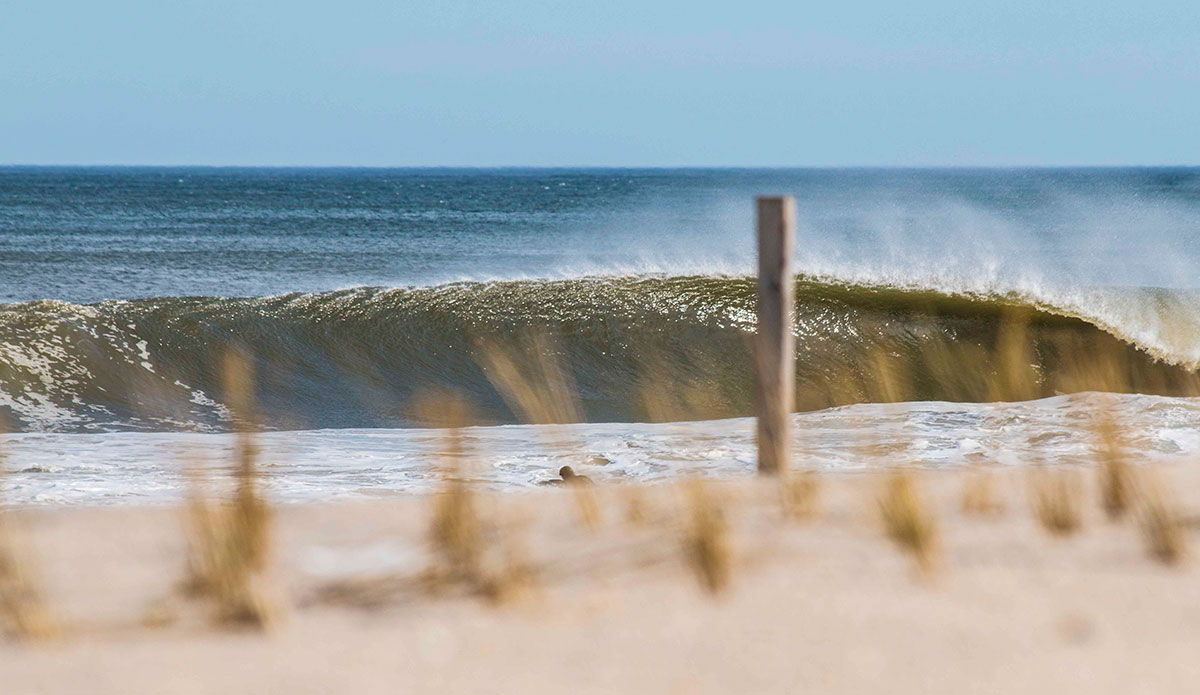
{"left": 2, "top": 167, "right": 1198, "bottom": 504}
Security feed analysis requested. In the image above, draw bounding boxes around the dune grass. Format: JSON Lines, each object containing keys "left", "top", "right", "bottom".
{"left": 1136, "top": 472, "right": 1187, "bottom": 566}
{"left": 1094, "top": 411, "right": 1133, "bottom": 521}
{"left": 961, "top": 470, "right": 1005, "bottom": 517}
{"left": 5, "top": 283, "right": 1200, "bottom": 643}
{"left": 1029, "top": 469, "right": 1084, "bottom": 537}
{"left": 0, "top": 455, "right": 58, "bottom": 642}
{"left": 682, "top": 478, "right": 732, "bottom": 594}
{"left": 781, "top": 471, "right": 821, "bottom": 521}
{"left": 183, "top": 349, "right": 282, "bottom": 629}
{"left": 414, "top": 389, "right": 538, "bottom": 604}
{"left": 878, "top": 469, "right": 939, "bottom": 575}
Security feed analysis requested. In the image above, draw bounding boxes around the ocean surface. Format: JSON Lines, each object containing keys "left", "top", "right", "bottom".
{"left": 2, "top": 167, "right": 1199, "bottom": 504}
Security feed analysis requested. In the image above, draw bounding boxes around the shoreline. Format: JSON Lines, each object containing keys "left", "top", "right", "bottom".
{"left": 6, "top": 391, "right": 1200, "bottom": 507}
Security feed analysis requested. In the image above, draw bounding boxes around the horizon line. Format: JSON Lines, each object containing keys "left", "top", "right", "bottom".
{"left": 2, "top": 163, "right": 1197, "bottom": 171}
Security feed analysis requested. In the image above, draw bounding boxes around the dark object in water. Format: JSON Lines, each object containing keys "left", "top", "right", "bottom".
{"left": 539, "top": 465, "right": 593, "bottom": 487}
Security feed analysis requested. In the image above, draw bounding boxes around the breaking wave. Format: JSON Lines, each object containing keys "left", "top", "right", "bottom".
{"left": 0, "top": 274, "right": 1197, "bottom": 432}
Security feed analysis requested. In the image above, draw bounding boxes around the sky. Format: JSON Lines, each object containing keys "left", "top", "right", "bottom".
{"left": 2, "top": 1, "right": 1198, "bottom": 167}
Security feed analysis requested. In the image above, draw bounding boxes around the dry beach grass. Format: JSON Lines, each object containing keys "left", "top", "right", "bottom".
{"left": 4, "top": 461, "right": 1200, "bottom": 693}
{"left": 3, "top": 316, "right": 1200, "bottom": 693}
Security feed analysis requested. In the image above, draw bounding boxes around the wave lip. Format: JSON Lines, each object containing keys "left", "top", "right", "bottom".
{"left": 0, "top": 274, "right": 1195, "bottom": 433}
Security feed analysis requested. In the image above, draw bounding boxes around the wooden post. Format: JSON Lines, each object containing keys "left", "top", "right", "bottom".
{"left": 755, "top": 196, "right": 795, "bottom": 475}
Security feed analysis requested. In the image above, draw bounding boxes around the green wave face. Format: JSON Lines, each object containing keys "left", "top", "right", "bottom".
{"left": 0, "top": 275, "right": 1195, "bottom": 432}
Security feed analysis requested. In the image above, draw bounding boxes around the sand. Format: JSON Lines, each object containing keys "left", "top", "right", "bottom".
{"left": 4, "top": 463, "right": 1200, "bottom": 694}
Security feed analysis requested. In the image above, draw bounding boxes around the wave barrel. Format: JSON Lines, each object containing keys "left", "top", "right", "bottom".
{"left": 755, "top": 196, "right": 796, "bottom": 475}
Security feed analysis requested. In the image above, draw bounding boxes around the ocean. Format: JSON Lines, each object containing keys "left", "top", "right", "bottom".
{"left": 2, "top": 166, "right": 1199, "bottom": 504}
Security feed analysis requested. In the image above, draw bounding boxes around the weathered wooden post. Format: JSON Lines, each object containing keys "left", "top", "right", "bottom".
{"left": 755, "top": 196, "right": 795, "bottom": 475}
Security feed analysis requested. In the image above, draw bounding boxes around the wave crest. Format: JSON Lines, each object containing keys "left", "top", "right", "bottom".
{"left": 0, "top": 275, "right": 1195, "bottom": 432}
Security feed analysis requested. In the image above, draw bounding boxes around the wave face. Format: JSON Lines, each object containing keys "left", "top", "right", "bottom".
{"left": 0, "top": 275, "right": 1196, "bottom": 433}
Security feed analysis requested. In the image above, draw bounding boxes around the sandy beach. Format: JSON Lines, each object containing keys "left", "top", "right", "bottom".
{"left": 6, "top": 0, "right": 1200, "bottom": 691}
{"left": 5, "top": 461, "right": 1200, "bottom": 694}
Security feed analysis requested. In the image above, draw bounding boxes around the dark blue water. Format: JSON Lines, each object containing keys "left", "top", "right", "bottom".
{"left": 3, "top": 167, "right": 1199, "bottom": 303}
{"left": 6, "top": 167, "right": 1200, "bottom": 506}
{"left": 1, "top": 166, "right": 1199, "bottom": 434}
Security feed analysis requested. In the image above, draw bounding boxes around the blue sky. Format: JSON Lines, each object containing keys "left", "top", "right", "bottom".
{"left": 2, "top": 1, "right": 1197, "bottom": 166}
